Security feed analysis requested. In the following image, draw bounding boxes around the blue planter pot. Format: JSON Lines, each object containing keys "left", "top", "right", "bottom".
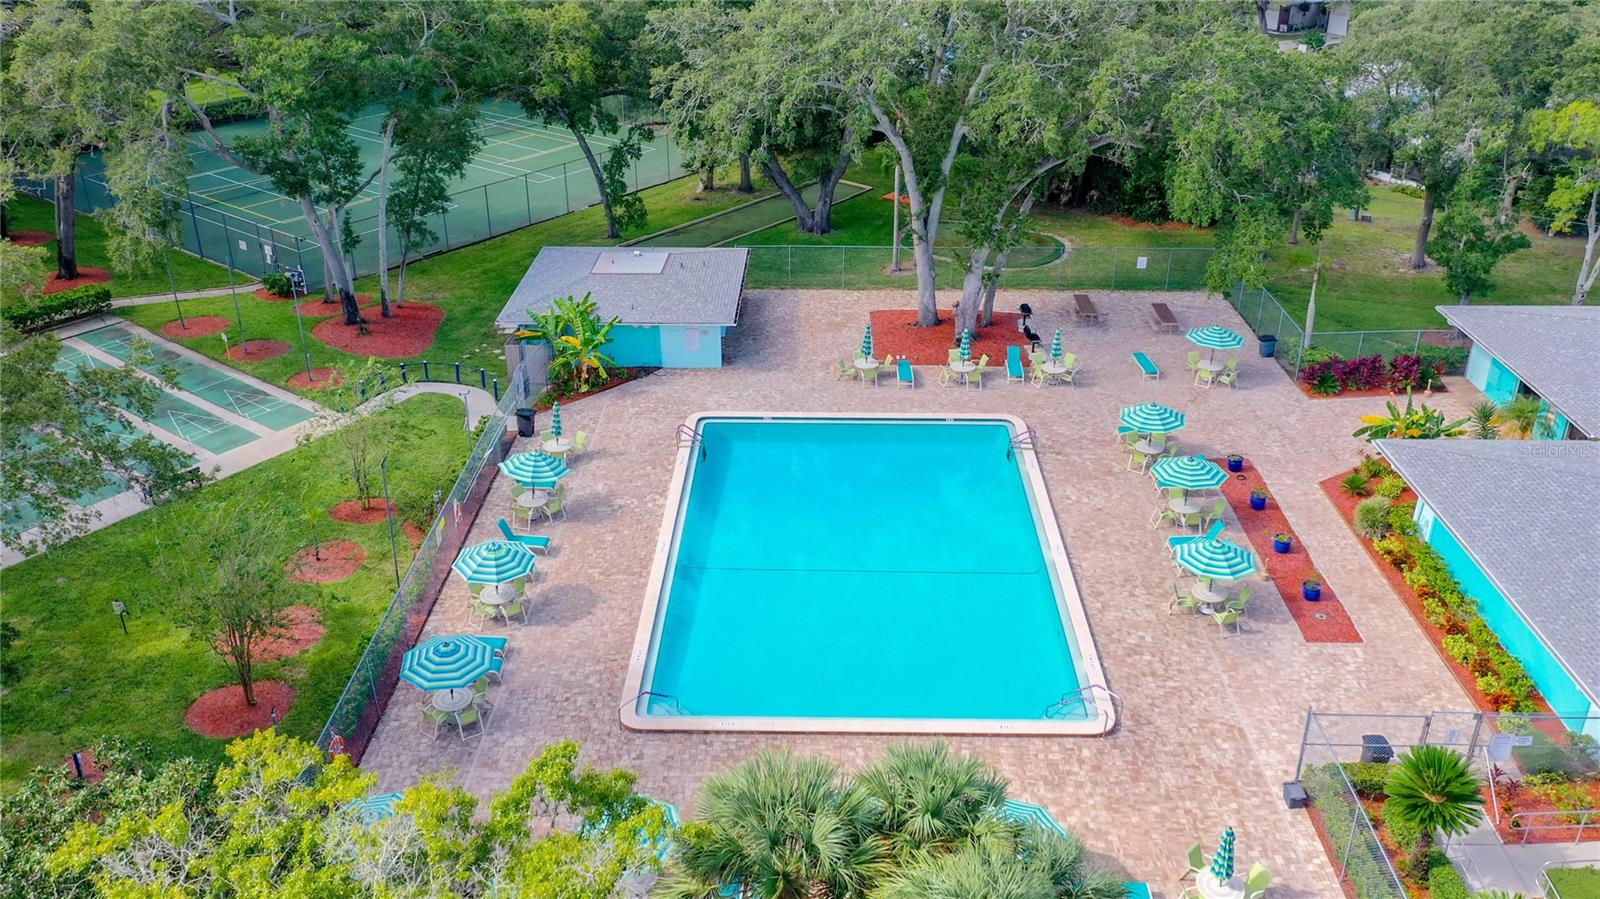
{"left": 1273, "top": 536, "right": 1294, "bottom": 554}
{"left": 1302, "top": 584, "right": 1323, "bottom": 601}
{"left": 1250, "top": 495, "right": 1268, "bottom": 511}
{"left": 1227, "top": 456, "right": 1244, "bottom": 473}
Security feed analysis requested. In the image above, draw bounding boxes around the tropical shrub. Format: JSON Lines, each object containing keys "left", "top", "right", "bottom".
{"left": 1387, "top": 501, "right": 1418, "bottom": 536}
{"left": 1313, "top": 372, "right": 1341, "bottom": 395}
{"left": 1357, "top": 455, "right": 1391, "bottom": 479}
{"left": 1419, "top": 345, "right": 1469, "bottom": 376}
{"left": 1353, "top": 391, "right": 1470, "bottom": 440}
{"left": 1496, "top": 396, "right": 1547, "bottom": 439}
{"left": 1355, "top": 496, "right": 1394, "bottom": 538}
{"left": 514, "top": 292, "right": 621, "bottom": 395}
{"left": 1337, "top": 355, "right": 1387, "bottom": 391}
{"left": 1301, "top": 763, "right": 1405, "bottom": 899}
{"left": 1341, "top": 762, "right": 1393, "bottom": 799}
{"left": 1376, "top": 474, "right": 1408, "bottom": 498}
{"left": 0, "top": 284, "right": 112, "bottom": 331}
{"left": 1392, "top": 183, "right": 1425, "bottom": 199}
{"left": 1388, "top": 354, "right": 1424, "bottom": 391}
{"left": 1469, "top": 400, "right": 1500, "bottom": 439}
{"left": 1382, "top": 797, "right": 1423, "bottom": 851}
{"left": 1383, "top": 746, "right": 1484, "bottom": 877}
{"left": 1342, "top": 471, "right": 1374, "bottom": 496}
{"left": 1427, "top": 852, "right": 1470, "bottom": 899}
{"left": 261, "top": 272, "right": 294, "bottom": 297}
{"left": 1301, "top": 357, "right": 1341, "bottom": 393}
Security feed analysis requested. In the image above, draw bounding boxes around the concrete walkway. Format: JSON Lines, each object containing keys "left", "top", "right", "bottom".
{"left": 109, "top": 282, "right": 264, "bottom": 307}
{"left": 1448, "top": 820, "right": 1600, "bottom": 897}
{"left": 355, "top": 382, "right": 498, "bottom": 430}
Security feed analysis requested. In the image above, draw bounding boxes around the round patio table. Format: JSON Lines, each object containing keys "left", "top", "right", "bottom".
{"left": 1134, "top": 438, "right": 1167, "bottom": 454}
{"left": 1190, "top": 581, "right": 1233, "bottom": 615}
{"left": 1041, "top": 361, "right": 1067, "bottom": 375}
{"left": 1196, "top": 871, "right": 1244, "bottom": 899}
{"left": 515, "top": 490, "right": 551, "bottom": 515}
{"left": 432, "top": 688, "right": 474, "bottom": 712}
{"left": 1168, "top": 496, "right": 1203, "bottom": 515}
{"left": 853, "top": 357, "right": 880, "bottom": 370}
{"left": 541, "top": 436, "right": 573, "bottom": 454}
{"left": 1197, "top": 358, "right": 1225, "bottom": 373}
{"left": 477, "top": 582, "right": 520, "bottom": 606}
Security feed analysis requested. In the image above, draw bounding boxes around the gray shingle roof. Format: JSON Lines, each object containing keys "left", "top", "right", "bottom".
{"left": 1437, "top": 305, "right": 1600, "bottom": 436}
{"left": 495, "top": 247, "right": 748, "bottom": 330}
{"left": 1375, "top": 439, "right": 1600, "bottom": 707}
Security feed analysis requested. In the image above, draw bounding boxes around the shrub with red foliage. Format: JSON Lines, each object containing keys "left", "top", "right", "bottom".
{"left": 1300, "top": 358, "right": 1340, "bottom": 388}
{"left": 1335, "top": 355, "right": 1387, "bottom": 391}
{"left": 1388, "top": 354, "right": 1423, "bottom": 391}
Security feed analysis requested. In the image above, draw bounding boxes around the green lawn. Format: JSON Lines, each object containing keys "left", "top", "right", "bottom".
{"left": 1550, "top": 866, "right": 1600, "bottom": 899}
{"left": 0, "top": 394, "right": 471, "bottom": 789}
{"left": 3, "top": 195, "right": 235, "bottom": 299}
{"left": 118, "top": 172, "right": 763, "bottom": 392}
{"left": 1257, "top": 187, "right": 1587, "bottom": 332}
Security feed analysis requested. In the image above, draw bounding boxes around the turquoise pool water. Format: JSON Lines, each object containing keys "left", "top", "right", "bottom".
{"left": 643, "top": 417, "right": 1088, "bottom": 722}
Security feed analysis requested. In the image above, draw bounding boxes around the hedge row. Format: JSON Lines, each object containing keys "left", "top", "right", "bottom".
{"left": 1300, "top": 352, "right": 1442, "bottom": 395}
{"left": 1373, "top": 502, "right": 1540, "bottom": 712}
{"left": 0, "top": 284, "right": 112, "bottom": 331}
{"left": 1301, "top": 763, "right": 1406, "bottom": 899}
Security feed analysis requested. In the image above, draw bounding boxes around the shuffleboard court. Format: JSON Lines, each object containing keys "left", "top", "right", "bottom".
{"left": 76, "top": 325, "right": 313, "bottom": 431}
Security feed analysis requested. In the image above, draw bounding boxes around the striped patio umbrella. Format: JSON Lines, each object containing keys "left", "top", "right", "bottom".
{"left": 1050, "top": 328, "right": 1063, "bottom": 361}
{"left": 400, "top": 635, "right": 496, "bottom": 691}
{"left": 1187, "top": 326, "right": 1245, "bottom": 361}
{"left": 1174, "top": 538, "right": 1259, "bottom": 581}
{"left": 499, "top": 451, "right": 569, "bottom": 488}
{"left": 344, "top": 792, "right": 404, "bottom": 824}
{"left": 549, "top": 400, "right": 563, "bottom": 438}
{"left": 1210, "top": 828, "right": 1237, "bottom": 881}
{"left": 861, "top": 322, "right": 874, "bottom": 358}
{"left": 1001, "top": 799, "right": 1068, "bottom": 837}
{"left": 959, "top": 328, "right": 972, "bottom": 362}
{"left": 451, "top": 540, "right": 537, "bottom": 584}
{"left": 1119, "top": 403, "right": 1186, "bottom": 434}
{"left": 1150, "top": 455, "right": 1228, "bottom": 491}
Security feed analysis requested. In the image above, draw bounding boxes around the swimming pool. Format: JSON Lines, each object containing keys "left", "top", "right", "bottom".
{"left": 622, "top": 414, "right": 1113, "bottom": 735}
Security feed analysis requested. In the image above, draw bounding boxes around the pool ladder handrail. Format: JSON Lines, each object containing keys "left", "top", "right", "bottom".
{"left": 1043, "top": 683, "right": 1120, "bottom": 728}
{"left": 676, "top": 424, "right": 706, "bottom": 459}
{"left": 1007, "top": 428, "right": 1037, "bottom": 459}
{"left": 630, "top": 690, "right": 693, "bottom": 716}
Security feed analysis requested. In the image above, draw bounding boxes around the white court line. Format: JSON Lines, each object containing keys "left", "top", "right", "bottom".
{"left": 167, "top": 409, "right": 230, "bottom": 439}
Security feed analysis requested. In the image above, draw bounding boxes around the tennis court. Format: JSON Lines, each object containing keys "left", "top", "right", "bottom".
{"left": 100, "top": 98, "right": 686, "bottom": 288}
{"left": 76, "top": 325, "right": 313, "bottom": 433}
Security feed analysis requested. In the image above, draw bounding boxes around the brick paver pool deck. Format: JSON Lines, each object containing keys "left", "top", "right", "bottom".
{"left": 362, "top": 288, "right": 1480, "bottom": 895}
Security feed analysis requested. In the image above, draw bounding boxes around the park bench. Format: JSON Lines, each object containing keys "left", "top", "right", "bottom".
{"left": 1072, "top": 294, "right": 1101, "bottom": 324}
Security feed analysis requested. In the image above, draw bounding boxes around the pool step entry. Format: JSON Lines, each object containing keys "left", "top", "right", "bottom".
{"left": 634, "top": 690, "right": 693, "bottom": 716}
{"left": 1006, "top": 427, "right": 1037, "bottom": 460}
{"left": 1043, "top": 683, "right": 1120, "bottom": 727}
{"left": 676, "top": 424, "right": 706, "bottom": 460}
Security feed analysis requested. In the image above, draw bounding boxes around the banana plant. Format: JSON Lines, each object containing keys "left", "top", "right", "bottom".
{"left": 512, "top": 293, "right": 620, "bottom": 393}
{"left": 1353, "top": 390, "right": 1470, "bottom": 441}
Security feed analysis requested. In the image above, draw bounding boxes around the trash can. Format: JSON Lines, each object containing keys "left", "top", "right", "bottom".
{"left": 1258, "top": 334, "right": 1277, "bottom": 358}
{"left": 515, "top": 408, "right": 536, "bottom": 438}
{"left": 1360, "top": 734, "right": 1394, "bottom": 764}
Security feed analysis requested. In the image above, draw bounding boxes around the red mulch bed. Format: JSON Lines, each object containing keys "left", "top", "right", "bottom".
{"left": 254, "top": 287, "right": 294, "bottom": 302}
{"left": 9, "top": 229, "right": 54, "bottom": 247}
{"left": 162, "top": 315, "right": 231, "bottom": 338}
{"left": 881, "top": 192, "right": 912, "bottom": 206}
{"left": 288, "top": 368, "right": 345, "bottom": 391}
{"left": 403, "top": 520, "right": 425, "bottom": 547}
{"left": 296, "top": 299, "right": 347, "bottom": 318}
{"left": 534, "top": 367, "right": 654, "bottom": 407}
{"left": 867, "top": 309, "right": 1028, "bottom": 365}
{"left": 312, "top": 302, "right": 443, "bottom": 358}
{"left": 285, "top": 542, "right": 366, "bottom": 584}
{"left": 216, "top": 604, "right": 326, "bottom": 661}
{"left": 1216, "top": 457, "right": 1361, "bottom": 643}
{"left": 225, "top": 339, "right": 291, "bottom": 361}
{"left": 1298, "top": 383, "right": 1449, "bottom": 400}
{"left": 62, "top": 748, "right": 107, "bottom": 784}
{"left": 330, "top": 498, "right": 394, "bottom": 524}
{"left": 185, "top": 681, "right": 295, "bottom": 739}
{"left": 44, "top": 267, "right": 112, "bottom": 294}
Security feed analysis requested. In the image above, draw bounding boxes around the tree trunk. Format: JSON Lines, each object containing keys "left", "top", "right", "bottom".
{"left": 375, "top": 122, "right": 396, "bottom": 318}
{"left": 54, "top": 173, "right": 79, "bottom": 280}
{"left": 810, "top": 134, "right": 855, "bottom": 236}
{"left": 237, "top": 650, "right": 257, "bottom": 706}
{"left": 568, "top": 126, "right": 619, "bottom": 239}
{"left": 698, "top": 164, "right": 715, "bottom": 192}
{"left": 1459, "top": 289, "right": 1471, "bottom": 305}
{"left": 1, "top": 202, "right": 9, "bottom": 240}
{"left": 397, "top": 255, "right": 410, "bottom": 307}
{"left": 1411, "top": 188, "right": 1435, "bottom": 269}
{"left": 1573, "top": 187, "right": 1597, "bottom": 306}
{"left": 1288, "top": 207, "right": 1302, "bottom": 245}
{"left": 760, "top": 153, "right": 816, "bottom": 233}
{"left": 980, "top": 247, "right": 1013, "bottom": 327}
{"left": 738, "top": 153, "right": 753, "bottom": 192}
{"left": 956, "top": 246, "right": 990, "bottom": 335}
{"left": 299, "top": 197, "right": 362, "bottom": 325}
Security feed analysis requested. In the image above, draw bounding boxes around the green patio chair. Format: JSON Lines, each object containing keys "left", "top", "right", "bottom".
{"left": 1178, "top": 843, "right": 1207, "bottom": 882}
{"left": 1151, "top": 505, "right": 1180, "bottom": 529}
{"left": 422, "top": 704, "right": 452, "bottom": 739}
{"left": 836, "top": 358, "right": 855, "bottom": 380}
{"left": 1204, "top": 498, "right": 1228, "bottom": 528}
{"left": 1218, "top": 357, "right": 1240, "bottom": 389}
{"left": 1128, "top": 448, "right": 1151, "bottom": 473}
{"left": 1169, "top": 582, "right": 1202, "bottom": 615}
{"left": 1195, "top": 367, "right": 1216, "bottom": 389}
{"left": 1214, "top": 609, "right": 1242, "bottom": 636}
{"left": 1029, "top": 350, "right": 1046, "bottom": 369}
{"left": 1149, "top": 433, "right": 1168, "bottom": 453}
{"left": 570, "top": 431, "right": 589, "bottom": 458}
{"left": 454, "top": 706, "right": 485, "bottom": 741}
{"left": 473, "top": 676, "right": 493, "bottom": 709}
{"left": 1162, "top": 436, "right": 1180, "bottom": 456}
{"left": 472, "top": 601, "right": 500, "bottom": 625}
{"left": 1243, "top": 863, "right": 1271, "bottom": 899}
{"left": 967, "top": 354, "right": 990, "bottom": 389}
{"left": 948, "top": 347, "right": 961, "bottom": 365}
{"left": 854, "top": 349, "right": 866, "bottom": 361}
{"left": 499, "top": 599, "right": 528, "bottom": 625}
{"left": 1187, "top": 350, "right": 1202, "bottom": 371}
{"left": 1180, "top": 509, "right": 1204, "bottom": 532}
{"left": 1166, "top": 487, "right": 1185, "bottom": 502}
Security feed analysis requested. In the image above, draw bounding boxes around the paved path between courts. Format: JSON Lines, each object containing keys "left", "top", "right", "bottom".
{"left": 109, "top": 282, "right": 264, "bottom": 307}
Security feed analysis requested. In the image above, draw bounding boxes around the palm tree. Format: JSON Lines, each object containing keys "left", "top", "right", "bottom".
{"left": 1384, "top": 746, "right": 1485, "bottom": 877}
{"left": 854, "top": 741, "right": 1011, "bottom": 865}
{"left": 657, "top": 749, "right": 885, "bottom": 899}
{"left": 1494, "top": 395, "right": 1546, "bottom": 439}
{"left": 1468, "top": 400, "right": 1499, "bottom": 440}
{"left": 874, "top": 830, "right": 1126, "bottom": 899}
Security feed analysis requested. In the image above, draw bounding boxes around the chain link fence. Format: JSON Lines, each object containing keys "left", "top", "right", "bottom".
{"left": 1296, "top": 712, "right": 1410, "bottom": 899}
{"left": 314, "top": 380, "right": 526, "bottom": 763}
{"left": 736, "top": 244, "right": 1216, "bottom": 292}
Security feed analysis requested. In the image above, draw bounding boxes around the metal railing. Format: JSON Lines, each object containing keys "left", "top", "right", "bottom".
{"left": 1511, "top": 809, "right": 1600, "bottom": 844}
{"left": 352, "top": 360, "right": 504, "bottom": 403}
{"left": 315, "top": 381, "right": 526, "bottom": 762}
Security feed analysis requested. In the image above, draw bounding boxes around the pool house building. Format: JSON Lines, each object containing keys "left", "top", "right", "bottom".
{"left": 1375, "top": 439, "right": 1600, "bottom": 738}
{"left": 1441, "top": 304, "right": 1600, "bottom": 441}
{"left": 497, "top": 247, "right": 749, "bottom": 370}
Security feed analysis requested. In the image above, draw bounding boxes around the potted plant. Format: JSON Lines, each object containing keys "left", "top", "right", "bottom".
{"left": 1226, "top": 453, "right": 1244, "bottom": 473}
{"left": 1302, "top": 572, "right": 1323, "bottom": 601}
{"left": 1249, "top": 488, "right": 1269, "bottom": 511}
{"left": 1273, "top": 531, "right": 1294, "bottom": 553}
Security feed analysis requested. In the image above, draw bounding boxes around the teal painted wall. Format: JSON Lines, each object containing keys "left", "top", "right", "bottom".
{"left": 658, "top": 325, "right": 725, "bottom": 368}
{"left": 604, "top": 325, "right": 664, "bottom": 367}
{"left": 1415, "top": 501, "right": 1596, "bottom": 726}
